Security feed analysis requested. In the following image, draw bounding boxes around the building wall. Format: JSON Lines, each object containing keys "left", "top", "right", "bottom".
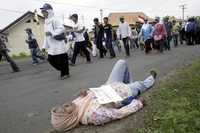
{"left": 4, "top": 15, "right": 45, "bottom": 55}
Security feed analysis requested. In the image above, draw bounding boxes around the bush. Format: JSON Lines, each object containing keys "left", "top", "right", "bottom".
{"left": 11, "top": 52, "right": 30, "bottom": 59}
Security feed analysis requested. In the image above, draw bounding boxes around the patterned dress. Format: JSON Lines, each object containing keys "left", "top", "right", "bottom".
{"left": 79, "top": 82, "right": 143, "bottom": 125}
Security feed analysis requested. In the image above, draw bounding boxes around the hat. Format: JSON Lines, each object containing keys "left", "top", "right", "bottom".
{"left": 40, "top": 3, "right": 53, "bottom": 11}
{"left": 70, "top": 14, "right": 78, "bottom": 19}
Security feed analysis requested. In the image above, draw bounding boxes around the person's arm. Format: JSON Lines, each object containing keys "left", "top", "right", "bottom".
{"left": 116, "top": 99, "right": 143, "bottom": 119}
{"left": 128, "top": 24, "right": 132, "bottom": 37}
{"left": 42, "top": 36, "right": 49, "bottom": 51}
{"left": 73, "top": 25, "right": 85, "bottom": 33}
{"left": 91, "top": 99, "right": 143, "bottom": 125}
{"left": 117, "top": 26, "right": 121, "bottom": 39}
{"left": 163, "top": 24, "right": 167, "bottom": 37}
{"left": 51, "top": 19, "right": 65, "bottom": 37}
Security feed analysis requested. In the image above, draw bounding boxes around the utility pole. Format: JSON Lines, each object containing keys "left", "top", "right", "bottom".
{"left": 180, "top": 4, "right": 187, "bottom": 21}
{"left": 100, "top": 9, "right": 103, "bottom": 24}
{"left": 81, "top": 15, "right": 85, "bottom": 26}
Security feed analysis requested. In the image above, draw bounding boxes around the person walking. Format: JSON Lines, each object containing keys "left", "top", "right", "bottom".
{"left": 139, "top": 19, "right": 153, "bottom": 54}
{"left": 163, "top": 17, "right": 173, "bottom": 50}
{"left": 130, "top": 26, "right": 139, "bottom": 49}
{"left": 93, "top": 18, "right": 107, "bottom": 58}
{"left": 70, "top": 14, "right": 91, "bottom": 66}
{"left": 153, "top": 18, "right": 167, "bottom": 53}
{"left": 40, "top": 3, "right": 70, "bottom": 80}
{"left": 103, "top": 17, "right": 116, "bottom": 58}
{"left": 185, "top": 18, "right": 196, "bottom": 45}
{"left": 117, "top": 16, "right": 131, "bottom": 56}
{"left": 0, "top": 37, "right": 20, "bottom": 72}
{"left": 25, "top": 28, "right": 45, "bottom": 65}
{"left": 172, "top": 20, "right": 181, "bottom": 47}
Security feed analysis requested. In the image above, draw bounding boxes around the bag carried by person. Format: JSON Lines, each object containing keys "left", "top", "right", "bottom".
{"left": 52, "top": 21, "right": 66, "bottom": 41}
{"left": 36, "top": 48, "right": 46, "bottom": 58}
{"left": 154, "top": 35, "right": 162, "bottom": 41}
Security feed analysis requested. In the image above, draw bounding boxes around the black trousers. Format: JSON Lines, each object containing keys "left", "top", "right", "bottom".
{"left": 122, "top": 37, "right": 130, "bottom": 56}
{"left": 186, "top": 31, "right": 195, "bottom": 45}
{"left": 96, "top": 40, "right": 107, "bottom": 58}
{"left": 71, "top": 41, "right": 91, "bottom": 64}
{"left": 154, "top": 39, "right": 164, "bottom": 53}
{"left": 0, "top": 50, "right": 20, "bottom": 72}
{"left": 164, "top": 36, "right": 171, "bottom": 50}
{"left": 105, "top": 37, "right": 116, "bottom": 57}
{"left": 144, "top": 39, "right": 152, "bottom": 54}
{"left": 48, "top": 53, "right": 69, "bottom": 77}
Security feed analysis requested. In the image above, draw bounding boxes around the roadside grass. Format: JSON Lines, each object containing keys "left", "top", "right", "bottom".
{"left": 138, "top": 59, "right": 200, "bottom": 133}
{"left": 11, "top": 52, "right": 30, "bottom": 60}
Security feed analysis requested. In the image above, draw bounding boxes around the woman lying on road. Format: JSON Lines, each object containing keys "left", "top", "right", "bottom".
{"left": 51, "top": 59, "right": 157, "bottom": 131}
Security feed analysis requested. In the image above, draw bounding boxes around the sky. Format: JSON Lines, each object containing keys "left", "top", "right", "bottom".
{"left": 0, "top": 0, "right": 199, "bottom": 29}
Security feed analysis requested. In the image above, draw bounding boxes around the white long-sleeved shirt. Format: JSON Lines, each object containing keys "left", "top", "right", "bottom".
{"left": 72, "top": 21, "right": 85, "bottom": 42}
{"left": 117, "top": 22, "right": 131, "bottom": 39}
{"left": 42, "top": 10, "right": 67, "bottom": 55}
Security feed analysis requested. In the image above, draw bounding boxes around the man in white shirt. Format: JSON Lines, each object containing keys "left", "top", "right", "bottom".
{"left": 117, "top": 17, "right": 131, "bottom": 56}
{"left": 70, "top": 14, "right": 91, "bottom": 66}
{"left": 40, "top": 3, "right": 70, "bottom": 80}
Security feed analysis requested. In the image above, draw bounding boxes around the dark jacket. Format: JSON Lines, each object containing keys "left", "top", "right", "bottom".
{"left": 164, "top": 21, "right": 173, "bottom": 36}
{"left": 26, "top": 35, "right": 39, "bottom": 49}
{"left": 94, "top": 24, "right": 104, "bottom": 45}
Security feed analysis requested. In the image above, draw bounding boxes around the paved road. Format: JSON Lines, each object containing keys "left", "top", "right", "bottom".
{"left": 0, "top": 45, "right": 200, "bottom": 133}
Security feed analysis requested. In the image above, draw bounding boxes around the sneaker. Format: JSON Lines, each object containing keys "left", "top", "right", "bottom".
{"left": 13, "top": 69, "right": 20, "bottom": 73}
{"left": 32, "top": 63, "right": 39, "bottom": 66}
{"left": 60, "top": 75, "right": 70, "bottom": 80}
{"left": 69, "top": 62, "right": 75, "bottom": 66}
{"left": 150, "top": 70, "right": 157, "bottom": 79}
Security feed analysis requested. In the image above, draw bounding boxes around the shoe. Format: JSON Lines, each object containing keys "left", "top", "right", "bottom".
{"left": 60, "top": 75, "right": 70, "bottom": 80}
{"left": 32, "top": 63, "right": 39, "bottom": 66}
{"left": 86, "top": 61, "right": 92, "bottom": 64}
{"left": 69, "top": 62, "right": 75, "bottom": 66}
{"left": 13, "top": 69, "right": 20, "bottom": 73}
{"left": 110, "top": 56, "right": 116, "bottom": 59}
{"left": 150, "top": 70, "right": 157, "bottom": 79}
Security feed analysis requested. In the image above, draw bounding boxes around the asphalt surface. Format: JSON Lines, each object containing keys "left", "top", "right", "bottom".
{"left": 0, "top": 44, "right": 200, "bottom": 133}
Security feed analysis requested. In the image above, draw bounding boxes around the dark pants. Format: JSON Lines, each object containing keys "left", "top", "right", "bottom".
{"left": 0, "top": 50, "right": 20, "bottom": 72}
{"left": 96, "top": 40, "right": 107, "bottom": 58}
{"left": 30, "top": 48, "right": 45, "bottom": 64}
{"left": 154, "top": 39, "right": 164, "bottom": 53}
{"left": 105, "top": 37, "right": 116, "bottom": 57}
{"left": 122, "top": 37, "right": 130, "bottom": 56}
{"left": 164, "top": 36, "right": 171, "bottom": 50}
{"left": 144, "top": 39, "right": 152, "bottom": 54}
{"left": 173, "top": 34, "right": 178, "bottom": 47}
{"left": 48, "top": 53, "right": 69, "bottom": 77}
{"left": 179, "top": 29, "right": 185, "bottom": 44}
{"left": 71, "top": 41, "right": 91, "bottom": 64}
{"left": 186, "top": 31, "right": 195, "bottom": 45}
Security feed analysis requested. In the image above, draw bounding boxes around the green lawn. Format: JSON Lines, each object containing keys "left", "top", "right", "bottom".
{"left": 138, "top": 59, "right": 200, "bottom": 133}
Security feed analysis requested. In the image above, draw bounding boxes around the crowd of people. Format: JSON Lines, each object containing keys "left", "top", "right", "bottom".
{"left": 1, "top": 3, "right": 200, "bottom": 76}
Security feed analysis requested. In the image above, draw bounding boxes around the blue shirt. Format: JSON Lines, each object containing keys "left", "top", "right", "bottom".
{"left": 139, "top": 23, "right": 153, "bottom": 41}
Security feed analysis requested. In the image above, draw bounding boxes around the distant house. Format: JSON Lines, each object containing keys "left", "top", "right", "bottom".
{"left": 108, "top": 12, "right": 153, "bottom": 28}
{"left": 0, "top": 11, "right": 45, "bottom": 55}
{"left": 0, "top": 11, "right": 72, "bottom": 55}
